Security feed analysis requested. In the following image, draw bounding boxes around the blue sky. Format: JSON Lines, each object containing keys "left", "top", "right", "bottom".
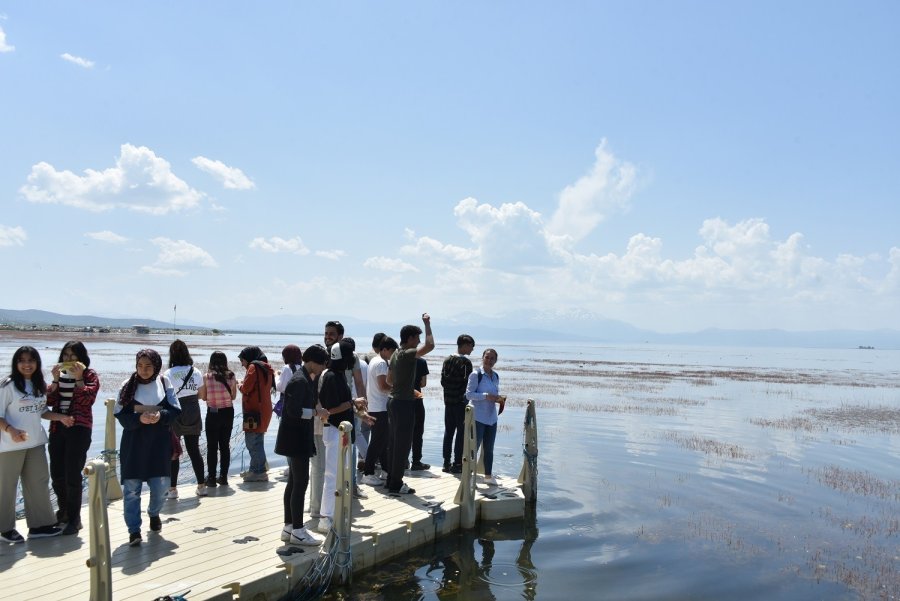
{"left": 1, "top": 2, "right": 898, "bottom": 332}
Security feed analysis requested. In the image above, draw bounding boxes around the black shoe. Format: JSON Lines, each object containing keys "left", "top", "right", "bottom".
{"left": 62, "top": 521, "right": 82, "bottom": 535}
{"left": 149, "top": 515, "right": 162, "bottom": 532}
{"left": 217, "top": 475, "right": 229, "bottom": 486}
{"left": 205, "top": 476, "right": 218, "bottom": 488}
{"left": 442, "top": 462, "right": 451, "bottom": 473}
{"left": 450, "top": 464, "right": 463, "bottom": 474}
{"left": 28, "top": 525, "right": 63, "bottom": 538}
{"left": 129, "top": 531, "right": 142, "bottom": 546}
{"left": 411, "top": 461, "right": 431, "bottom": 471}
{"left": 0, "top": 529, "right": 24, "bottom": 544}
{"left": 55, "top": 509, "right": 68, "bottom": 524}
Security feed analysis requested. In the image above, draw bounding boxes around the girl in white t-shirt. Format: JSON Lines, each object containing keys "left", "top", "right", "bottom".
{"left": 0, "top": 346, "right": 65, "bottom": 543}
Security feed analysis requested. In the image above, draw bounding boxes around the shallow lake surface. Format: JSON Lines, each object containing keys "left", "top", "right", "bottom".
{"left": 2, "top": 333, "right": 898, "bottom": 600}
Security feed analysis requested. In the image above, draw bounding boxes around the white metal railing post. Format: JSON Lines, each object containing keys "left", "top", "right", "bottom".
{"left": 103, "top": 398, "right": 122, "bottom": 501}
{"left": 517, "top": 399, "right": 538, "bottom": 502}
{"left": 332, "top": 421, "right": 354, "bottom": 584}
{"left": 453, "top": 406, "right": 477, "bottom": 528}
{"left": 84, "top": 459, "right": 112, "bottom": 601}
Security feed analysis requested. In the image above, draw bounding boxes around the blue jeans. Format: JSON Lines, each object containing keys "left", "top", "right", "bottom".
{"left": 475, "top": 421, "right": 498, "bottom": 476}
{"left": 123, "top": 477, "right": 167, "bottom": 534}
{"left": 245, "top": 432, "right": 266, "bottom": 473}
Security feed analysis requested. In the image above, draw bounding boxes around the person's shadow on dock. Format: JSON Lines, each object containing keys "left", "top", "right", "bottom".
{"left": 113, "top": 535, "right": 179, "bottom": 574}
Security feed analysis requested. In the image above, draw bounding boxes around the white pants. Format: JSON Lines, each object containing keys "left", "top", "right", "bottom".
{"left": 320, "top": 425, "right": 339, "bottom": 519}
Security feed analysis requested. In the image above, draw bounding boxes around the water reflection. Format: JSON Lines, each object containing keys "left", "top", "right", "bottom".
{"left": 324, "top": 505, "right": 538, "bottom": 601}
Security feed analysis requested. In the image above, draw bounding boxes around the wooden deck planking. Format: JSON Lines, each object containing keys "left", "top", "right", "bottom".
{"left": 3, "top": 468, "right": 521, "bottom": 600}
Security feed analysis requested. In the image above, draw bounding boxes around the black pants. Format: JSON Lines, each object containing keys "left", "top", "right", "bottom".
{"left": 411, "top": 397, "right": 425, "bottom": 464}
{"left": 48, "top": 425, "right": 91, "bottom": 523}
{"left": 284, "top": 456, "right": 310, "bottom": 528}
{"left": 171, "top": 434, "right": 205, "bottom": 485}
{"left": 205, "top": 407, "right": 234, "bottom": 479}
{"left": 386, "top": 398, "right": 415, "bottom": 491}
{"left": 363, "top": 410, "right": 390, "bottom": 475}
{"left": 443, "top": 402, "right": 466, "bottom": 466}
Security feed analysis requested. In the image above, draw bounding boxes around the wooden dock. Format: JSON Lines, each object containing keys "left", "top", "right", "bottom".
{"left": 2, "top": 466, "right": 524, "bottom": 600}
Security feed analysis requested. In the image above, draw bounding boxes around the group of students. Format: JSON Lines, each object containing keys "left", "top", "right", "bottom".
{"left": 0, "top": 314, "right": 505, "bottom": 549}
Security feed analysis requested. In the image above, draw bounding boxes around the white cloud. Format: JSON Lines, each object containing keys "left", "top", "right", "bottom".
{"left": 0, "top": 25, "right": 13, "bottom": 53}
{"left": 60, "top": 53, "right": 94, "bottom": 68}
{"left": 315, "top": 250, "right": 346, "bottom": 260}
{"left": 452, "top": 197, "right": 548, "bottom": 270}
{"left": 20, "top": 144, "right": 204, "bottom": 215}
{"left": 363, "top": 256, "right": 419, "bottom": 272}
{"left": 546, "top": 140, "right": 637, "bottom": 247}
{"left": 399, "top": 235, "right": 478, "bottom": 263}
{"left": 142, "top": 237, "right": 218, "bottom": 276}
{"left": 85, "top": 230, "right": 127, "bottom": 244}
{"left": 191, "top": 156, "right": 255, "bottom": 190}
{"left": 249, "top": 236, "right": 309, "bottom": 255}
{"left": 0, "top": 224, "right": 26, "bottom": 247}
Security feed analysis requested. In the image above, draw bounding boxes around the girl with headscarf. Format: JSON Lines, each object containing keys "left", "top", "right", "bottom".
{"left": 198, "top": 351, "right": 237, "bottom": 487}
{"left": 45, "top": 340, "right": 100, "bottom": 535}
{"left": 237, "top": 346, "right": 274, "bottom": 482}
{"left": 115, "top": 349, "right": 181, "bottom": 547}
{"left": 274, "top": 344, "right": 303, "bottom": 418}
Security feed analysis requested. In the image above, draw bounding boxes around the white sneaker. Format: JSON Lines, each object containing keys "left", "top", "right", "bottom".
{"left": 196, "top": 484, "right": 208, "bottom": 496}
{"left": 361, "top": 474, "right": 383, "bottom": 486}
{"left": 164, "top": 488, "right": 178, "bottom": 500}
{"left": 483, "top": 476, "right": 498, "bottom": 486}
{"left": 314, "top": 517, "right": 333, "bottom": 534}
{"left": 290, "top": 527, "right": 324, "bottom": 546}
{"left": 280, "top": 524, "right": 291, "bottom": 542}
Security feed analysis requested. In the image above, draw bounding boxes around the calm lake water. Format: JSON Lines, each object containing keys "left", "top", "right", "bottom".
{"left": 2, "top": 332, "right": 899, "bottom": 600}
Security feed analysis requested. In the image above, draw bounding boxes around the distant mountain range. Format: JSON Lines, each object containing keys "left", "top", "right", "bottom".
{"left": 2, "top": 307, "right": 898, "bottom": 349}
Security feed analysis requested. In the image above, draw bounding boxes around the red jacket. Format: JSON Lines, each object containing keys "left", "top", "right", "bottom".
{"left": 46, "top": 368, "right": 100, "bottom": 432}
{"left": 240, "top": 362, "right": 274, "bottom": 433}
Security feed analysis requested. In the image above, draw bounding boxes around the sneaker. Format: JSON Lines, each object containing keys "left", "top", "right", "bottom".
{"left": 483, "top": 475, "right": 498, "bottom": 486}
{"left": 55, "top": 508, "right": 68, "bottom": 523}
{"left": 205, "top": 476, "right": 218, "bottom": 488}
{"left": 353, "top": 486, "right": 368, "bottom": 499}
{"left": 217, "top": 475, "right": 229, "bottom": 486}
{"left": 280, "top": 524, "right": 292, "bottom": 542}
{"left": 361, "top": 474, "right": 383, "bottom": 486}
{"left": 129, "top": 531, "right": 142, "bottom": 547}
{"left": 314, "top": 517, "right": 333, "bottom": 534}
{"left": 149, "top": 515, "right": 162, "bottom": 532}
{"left": 0, "top": 529, "right": 24, "bottom": 544}
{"left": 449, "top": 464, "right": 463, "bottom": 474}
{"left": 164, "top": 487, "right": 178, "bottom": 500}
{"left": 410, "top": 461, "right": 431, "bottom": 471}
{"left": 243, "top": 472, "right": 268, "bottom": 482}
{"left": 290, "top": 527, "right": 324, "bottom": 546}
{"left": 388, "top": 483, "right": 416, "bottom": 495}
{"left": 309, "top": 511, "right": 322, "bottom": 519}
{"left": 62, "top": 521, "right": 82, "bottom": 536}
{"left": 28, "top": 525, "right": 63, "bottom": 538}
{"left": 196, "top": 484, "right": 208, "bottom": 496}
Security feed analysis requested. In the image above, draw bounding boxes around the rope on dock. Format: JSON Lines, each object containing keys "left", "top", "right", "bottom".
{"left": 278, "top": 527, "right": 350, "bottom": 601}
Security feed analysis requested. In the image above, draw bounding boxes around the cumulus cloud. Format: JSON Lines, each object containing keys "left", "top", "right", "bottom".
{"left": 60, "top": 53, "right": 94, "bottom": 68}
{"left": 363, "top": 256, "right": 419, "bottom": 272}
{"left": 85, "top": 230, "right": 127, "bottom": 244}
{"left": 191, "top": 156, "right": 255, "bottom": 190}
{"left": 0, "top": 25, "right": 13, "bottom": 53}
{"left": 20, "top": 144, "right": 204, "bottom": 214}
{"left": 142, "top": 237, "right": 217, "bottom": 276}
{"left": 249, "top": 236, "right": 309, "bottom": 255}
{"left": 0, "top": 224, "right": 26, "bottom": 247}
{"left": 399, "top": 234, "right": 478, "bottom": 263}
{"left": 545, "top": 140, "right": 637, "bottom": 247}
{"left": 452, "top": 197, "right": 548, "bottom": 270}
